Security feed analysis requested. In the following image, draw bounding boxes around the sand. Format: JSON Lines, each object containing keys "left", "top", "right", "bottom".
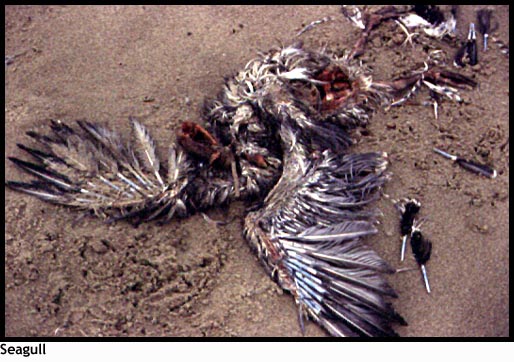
{"left": 5, "top": 5, "right": 509, "bottom": 337}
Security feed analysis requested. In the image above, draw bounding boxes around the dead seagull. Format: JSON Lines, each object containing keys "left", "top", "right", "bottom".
{"left": 7, "top": 18, "right": 476, "bottom": 336}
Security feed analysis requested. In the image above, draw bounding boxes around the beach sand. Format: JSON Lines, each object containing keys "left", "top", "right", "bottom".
{"left": 5, "top": 5, "right": 509, "bottom": 337}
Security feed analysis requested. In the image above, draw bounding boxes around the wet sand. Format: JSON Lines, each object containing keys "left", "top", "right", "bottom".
{"left": 5, "top": 5, "right": 509, "bottom": 337}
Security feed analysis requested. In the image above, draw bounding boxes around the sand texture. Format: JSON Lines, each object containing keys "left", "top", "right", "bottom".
{"left": 5, "top": 5, "right": 509, "bottom": 337}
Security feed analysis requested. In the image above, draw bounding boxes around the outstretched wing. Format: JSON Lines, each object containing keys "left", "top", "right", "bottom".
{"left": 244, "top": 147, "right": 406, "bottom": 337}
{"left": 6, "top": 119, "right": 192, "bottom": 224}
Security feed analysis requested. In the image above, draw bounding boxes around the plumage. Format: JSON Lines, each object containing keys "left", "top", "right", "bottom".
{"left": 410, "top": 230, "right": 432, "bottom": 266}
{"left": 399, "top": 199, "right": 421, "bottom": 237}
{"left": 7, "top": 13, "right": 476, "bottom": 336}
{"left": 130, "top": 117, "right": 164, "bottom": 187}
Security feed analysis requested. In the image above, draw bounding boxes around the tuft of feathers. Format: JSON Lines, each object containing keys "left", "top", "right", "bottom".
{"left": 410, "top": 230, "right": 432, "bottom": 266}
{"left": 243, "top": 145, "right": 404, "bottom": 337}
{"left": 7, "top": 119, "right": 192, "bottom": 224}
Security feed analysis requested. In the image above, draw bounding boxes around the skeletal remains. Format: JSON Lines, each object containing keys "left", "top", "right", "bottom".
{"left": 7, "top": 6, "right": 501, "bottom": 336}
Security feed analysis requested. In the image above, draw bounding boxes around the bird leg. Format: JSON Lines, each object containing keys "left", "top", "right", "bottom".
{"left": 382, "top": 65, "right": 477, "bottom": 106}
{"left": 423, "top": 68, "right": 477, "bottom": 89}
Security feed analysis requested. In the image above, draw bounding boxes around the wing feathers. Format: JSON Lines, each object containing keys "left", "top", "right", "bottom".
{"left": 244, "top": 148, "right": 404, "bottom": 337}
{"left": 130, "top": 117, "right": 164, "bottom": 187}
{"left": 7, "top": 119, "right": 192, "bottom": 223}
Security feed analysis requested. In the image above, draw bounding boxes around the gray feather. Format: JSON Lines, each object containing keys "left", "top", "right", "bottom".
{"left": 130, "top": 117, "right": 164, "bottom": 187}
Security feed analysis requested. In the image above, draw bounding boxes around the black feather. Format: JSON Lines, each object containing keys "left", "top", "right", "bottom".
{"left": 8, "top": 157, "right": 77, "bottom": 192}
{"left": 413, "top": 5, "right": 444, "bottom": 26}
{"left": 400, "top": 200, "right": 420, "bottom": 236}
{"left": 410, "top": 230, "right": 432, "bottom": 265}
